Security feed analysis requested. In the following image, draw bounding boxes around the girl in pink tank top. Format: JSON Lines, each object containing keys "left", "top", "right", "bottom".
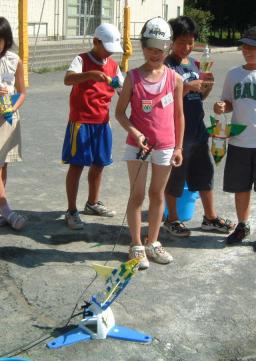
{"left": 116, "top": 17, "right": 184, "bottom": 270}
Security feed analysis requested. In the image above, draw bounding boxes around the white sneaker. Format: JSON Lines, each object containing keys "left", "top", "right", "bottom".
{"left": 145, "top": 241, "right": 173, "bottom": 264}
{"left": 128, "top": 245, "right": 149, "bottom": 270}
{"left": 84, "top": 201, "right": 116, "bottom": 217}
{"left": 65, "top": 210, "right": 84, "bottom": 230}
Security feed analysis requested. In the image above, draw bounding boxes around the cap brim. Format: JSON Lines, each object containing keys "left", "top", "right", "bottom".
{"left": 142, "top": 38, "right": 171, "bottom": 51}
{"left": 238, "top": 38, "right": 256, "bottom": 47}
{"left": 102, "top": 41, "right": 123, "bottom": 53}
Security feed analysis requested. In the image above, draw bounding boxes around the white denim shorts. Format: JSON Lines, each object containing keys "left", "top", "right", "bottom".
{"left": 123, "top": 144, "right": 174, "bottom": 166}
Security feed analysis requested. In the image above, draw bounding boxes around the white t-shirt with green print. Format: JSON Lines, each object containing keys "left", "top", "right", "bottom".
{"left": 221, "top": 66, "right": 256, "bottom": 148}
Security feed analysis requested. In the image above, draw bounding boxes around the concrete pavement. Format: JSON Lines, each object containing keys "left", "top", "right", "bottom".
{"left": 0, "top": 51, "right": 256, "bottom": 361}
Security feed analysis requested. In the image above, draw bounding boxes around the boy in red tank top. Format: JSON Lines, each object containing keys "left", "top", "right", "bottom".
{"left": 62, "top": 23, "right": 123, "bottom": 229}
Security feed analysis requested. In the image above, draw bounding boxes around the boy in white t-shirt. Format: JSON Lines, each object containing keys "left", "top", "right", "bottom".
{"left": 214, "top": 26, "right": 256, "bottom": 244}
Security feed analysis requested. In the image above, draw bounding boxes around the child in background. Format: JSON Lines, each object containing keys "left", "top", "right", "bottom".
{"left": 116, "top": 17, "right": 184, "bottom": 270}
{"left": 214, "top": 26, "right": 256, "bottom": 244}
{"left": 163, "top": 16, "right": 234, "bottom": 237}
{"left": 0, "top": 17, "right": 26, "bottom": 230}
{"left": 62, "top": 23, "right": 124, "bottom": 230}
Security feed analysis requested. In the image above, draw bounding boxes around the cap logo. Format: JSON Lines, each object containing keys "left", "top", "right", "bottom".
{"left": 149, "top": 28, "right": 165, "bottom": 38}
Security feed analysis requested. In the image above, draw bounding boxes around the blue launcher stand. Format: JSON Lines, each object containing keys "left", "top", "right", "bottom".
{"left": 47, "top": 302, "right": 152, "bottom": 349}
{"left": 0, "top": 359, "right": 31, "bottom": 361}
{"left": 47, "top": 326, "right": 92, "bottom": 349}
{"left": 47, "top": 324, "right": 151, "bottom": 349}
{"left": 107, "top": 325, "right": 152, "bottom": 343}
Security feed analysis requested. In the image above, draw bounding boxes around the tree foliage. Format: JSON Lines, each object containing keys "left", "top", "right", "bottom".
{"left": 184, "top": 6, "right": 214, "bottom": 43}
{"left": 184, "top": 0, "right": 256, "bottom": 43}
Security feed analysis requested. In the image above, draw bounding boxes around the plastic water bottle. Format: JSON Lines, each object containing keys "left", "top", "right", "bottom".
{"left": 200, "top": 44, "right": 213, "bottom": 72}
{"left": 214, "top": 113, "right": 228, "bottom": 137}
{"left": 211, "top": 113, "right": 228, "bottom": 164}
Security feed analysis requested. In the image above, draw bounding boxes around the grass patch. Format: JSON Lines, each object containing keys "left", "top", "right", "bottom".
{"left": 29, "top": 64, "right": 68, "bottom": 74}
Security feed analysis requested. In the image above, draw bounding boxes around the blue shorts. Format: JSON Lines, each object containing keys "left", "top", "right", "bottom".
{"left": 62, "top": 121, "right": 112, "bottom": 167}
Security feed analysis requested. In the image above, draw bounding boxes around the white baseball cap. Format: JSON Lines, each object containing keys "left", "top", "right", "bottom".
{"left": 141, "top": 17, "right": 172, "bottom": 51}
{"left": 94, "top": 23, "right": 123, "bottom": 53}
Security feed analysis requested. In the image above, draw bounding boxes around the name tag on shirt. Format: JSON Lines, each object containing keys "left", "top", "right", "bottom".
{"left": 161, "top": 92, "right": 173, "bottom": 108}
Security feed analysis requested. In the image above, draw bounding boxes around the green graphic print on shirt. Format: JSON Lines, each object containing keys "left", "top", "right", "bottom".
{"left": 234, "top": 82, "right": 256, "bottom": 100}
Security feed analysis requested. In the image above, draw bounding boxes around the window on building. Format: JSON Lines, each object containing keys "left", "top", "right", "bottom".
{"left": 177, "top": 6, "right": 181, "bottom": 17}
{"left": 66, "top": 0, "right": 113, "bottom": 37}
{"left": 164, "top": 4, "right": 168, "bottom": 20}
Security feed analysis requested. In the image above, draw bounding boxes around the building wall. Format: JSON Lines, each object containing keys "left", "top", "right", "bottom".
{"left": 0, "top": 0, "right": 19, "bottom": 39}
{"left": 115, "top": 0, "right": 184, "bottom": 38}
{"left": 27, "top": 0, "right": 65, "bottom": 38}
{"left": 1, "top": 0, "right": 184, "bottom": 40}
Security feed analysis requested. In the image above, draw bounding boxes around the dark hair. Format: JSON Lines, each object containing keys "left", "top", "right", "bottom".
{"left": 168, "top": 16, "right": 198, "bottom": 41}
{"left": 140, "top": 19, "right": 150, "bottom": 47}
{"left": 0, "top": 17, "right": 13, "bottom": 56}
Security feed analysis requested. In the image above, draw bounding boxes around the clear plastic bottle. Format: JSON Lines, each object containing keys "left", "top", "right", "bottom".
{"left": 211, "top": 113, "right": 228, "bottom": 164}
{"left": 214, "top": 113, "right": 228, "bottom": 138}
{"left": 200, "top": 44, "right": 213, "bottom": 72}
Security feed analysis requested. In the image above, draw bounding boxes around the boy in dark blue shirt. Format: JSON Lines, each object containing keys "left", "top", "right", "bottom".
{"left": 164, "top": 16, "right": 234, "bottom": 236}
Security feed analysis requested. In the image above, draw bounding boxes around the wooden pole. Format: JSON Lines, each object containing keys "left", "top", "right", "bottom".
{"left": 18, "top": 0, "right": 29, "bottom": 87}
{"left": 120, "top": 0, "right": 132, "bottom": 72}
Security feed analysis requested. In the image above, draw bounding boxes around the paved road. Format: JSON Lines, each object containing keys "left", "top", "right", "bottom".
{"left": 0, "top": 50, "right": 256, "bottom": 361}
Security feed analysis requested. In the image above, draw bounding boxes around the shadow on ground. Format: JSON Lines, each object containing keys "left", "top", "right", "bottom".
{"left": 0, "top": 211, "right": 255, "bottom": 270}
{"left": 0, "top": 246, "right": 127, "bottom": 268}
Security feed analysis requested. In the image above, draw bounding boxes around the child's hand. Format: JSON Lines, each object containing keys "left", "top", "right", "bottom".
{"left": 0, "top": 85, "right": 8, "bottom": 96}
{"left": 137, "top": 134, "right": 149, "bottom": 150}
{"left": 87, "top": 70, "right": 110, "bottom": 83}
{"left": 202, "top": 81, "right": 214, "bottom": 91}
{"left": 201, "top": 72, "right": 214, "bottom": 92}
{"left": 136, "top": 135, "right": 151, "bottom": 160}
{"left": 186, "top": 80, "right": 204, "bottom": 93}
{"left": 214, "top": 101, "right": 226, "bottom": 114}
{"left": 171, "top": 148, "right": 183, "bottom": 167}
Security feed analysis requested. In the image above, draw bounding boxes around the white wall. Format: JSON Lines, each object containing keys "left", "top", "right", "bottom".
{"left": 0, "top": 0, "right": 63, "bottom": 39}
{"left": 28, "top": 0, "right": 64, "bottom": 38}
{"left": 115, "top": 0, "right": 184, "bottom": 38}
{"left": 167, "top": 0, "right": 184, "bottom": 19}
{"left": 0, "top": 0, "right": 19, "bottom": 39}
{"left": 1, "top": 0, "right": 184, "bottom": 40}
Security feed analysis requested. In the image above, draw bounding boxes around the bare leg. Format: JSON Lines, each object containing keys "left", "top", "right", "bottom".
{"left": 0, "top": 164, "right": 7, "bottom": 207}
{"left": 200, "top": 190, "right": 217, "bottom": 219}
{"left": 127, "top": 160, "right": 148, "bottom": 246}
{"left": 0, "top": 164, "right": 26, "bottom": 229}
{"left": 147, "top": 164, "right": 172, "bottom": 244}
{"left": 87, "top": 165, "right": 104, "bottom": 204}
{"left": 66, "top": 164, "right": 83, "bottom": 211}
{"left": 165, "top": 192, "right": 178, "bottom": 222}
{"left": 235, "top": 191, "right": 250, "bottom": 222}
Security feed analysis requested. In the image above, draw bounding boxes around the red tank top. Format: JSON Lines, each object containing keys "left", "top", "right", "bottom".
{"left": 127, "top": 66, "right": 176, "bottom": 150}
{"left": 69, "top": 53, "right": 117, "bottom": 124}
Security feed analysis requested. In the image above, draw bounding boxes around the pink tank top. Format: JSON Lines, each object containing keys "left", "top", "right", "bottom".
{"left": 126, "top": 65, "right": 176, "bottom": 150}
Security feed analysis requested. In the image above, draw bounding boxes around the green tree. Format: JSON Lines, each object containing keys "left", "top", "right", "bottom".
{"left": 184, "top": 6, "right": 214, "bottom": 43}
{"left": 184, "top": 0, "right": 256, "bottom": 43}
